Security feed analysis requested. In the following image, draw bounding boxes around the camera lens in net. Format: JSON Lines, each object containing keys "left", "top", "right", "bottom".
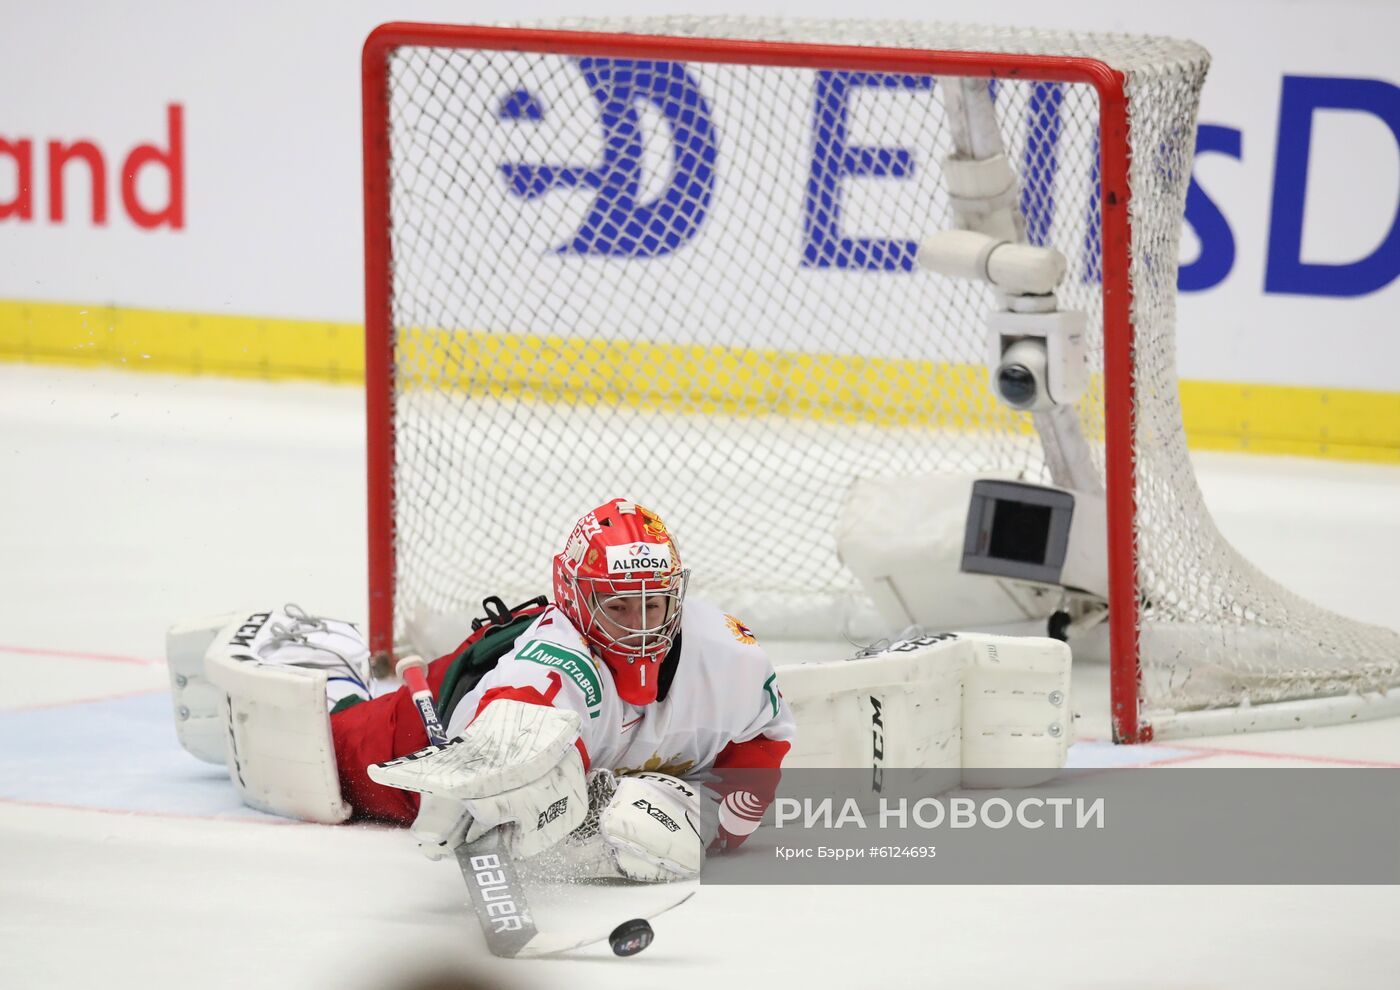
{"left": 997, "top": 364, "right": 1038, "bottom": 408}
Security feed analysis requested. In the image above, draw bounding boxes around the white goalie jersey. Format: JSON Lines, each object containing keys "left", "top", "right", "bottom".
{"left": 444, "top": 598, "right": 796, "bottom": 778}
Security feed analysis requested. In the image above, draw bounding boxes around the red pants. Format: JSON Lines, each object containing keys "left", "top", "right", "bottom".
{"left": 330, "top": 653, "right": 455, "bottom": 823}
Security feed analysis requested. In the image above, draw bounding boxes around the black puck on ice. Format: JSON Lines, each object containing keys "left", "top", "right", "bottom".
{"left": 608, "top": 918, "right": 654, "bottom": 957}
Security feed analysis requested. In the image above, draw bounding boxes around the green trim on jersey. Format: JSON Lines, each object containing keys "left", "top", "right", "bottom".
{"left": 516, "top": 639, "right": 604, "bottom": 718}
{"left": 762, "top": 672, "right": 779, "bottom": 717}
{"left": 329, "top": 694, "right": 365, "bottom": 716}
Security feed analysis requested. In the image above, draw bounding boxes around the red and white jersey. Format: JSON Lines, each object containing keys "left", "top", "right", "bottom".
{"left": 443, "top": 598, "right": 795, "bottom": 779}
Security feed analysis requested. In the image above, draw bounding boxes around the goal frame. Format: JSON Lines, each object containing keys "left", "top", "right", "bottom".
{"left": 360, "top": 22, "right": 1145, "bottom": 740}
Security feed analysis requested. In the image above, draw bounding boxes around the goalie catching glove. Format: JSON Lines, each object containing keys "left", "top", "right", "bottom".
{"left": 367, "top": 699, "right": 587, "bottom": 860}
{"left": 579, "top": 770, "right": 704, "bottom": 883}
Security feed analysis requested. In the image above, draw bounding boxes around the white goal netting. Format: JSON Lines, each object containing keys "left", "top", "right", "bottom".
{"left": 369, "top": 18, "right": 1399, "bottom": 734}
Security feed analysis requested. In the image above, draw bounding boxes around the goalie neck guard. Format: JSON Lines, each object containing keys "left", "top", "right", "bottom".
{"left": 552, "top": 498, "right": 688, "bottom": 706}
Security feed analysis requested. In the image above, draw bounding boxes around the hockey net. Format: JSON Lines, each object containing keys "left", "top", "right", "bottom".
{"left": 363, "top": 18, "right": 1400, "bottom": 741}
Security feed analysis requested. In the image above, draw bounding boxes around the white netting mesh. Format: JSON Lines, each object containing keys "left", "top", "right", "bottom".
{"left": 374, "top": 18, "right": 1400, "bottom": 718}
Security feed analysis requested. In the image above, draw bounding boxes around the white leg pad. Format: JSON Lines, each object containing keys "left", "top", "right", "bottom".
{"left": 205, "top": 620, "right": 352, "bottom": 824}
{"left": 778, "top": 633, "right": 1072, "bottom": 783}
{"left": 779, "top": 635, "right": 967, "bottom": 770}
{"left": 166, "top": 611, "right": 242, "bottom": 765}
{"left": 961, "top": 635, "right": 1073, "bottom": 783}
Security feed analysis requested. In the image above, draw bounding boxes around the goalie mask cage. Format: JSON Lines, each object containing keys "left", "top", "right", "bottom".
{"left": 362, "top": 19, "right": 1400, "bottom": 743}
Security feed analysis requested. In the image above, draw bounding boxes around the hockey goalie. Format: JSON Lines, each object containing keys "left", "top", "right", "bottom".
{"left": 167, "top": 497, "right": 1072, "bottom": 883}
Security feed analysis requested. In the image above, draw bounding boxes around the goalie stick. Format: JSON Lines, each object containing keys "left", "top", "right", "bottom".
{"left": 395, "top": 656, "right": 694, "bottom": 958}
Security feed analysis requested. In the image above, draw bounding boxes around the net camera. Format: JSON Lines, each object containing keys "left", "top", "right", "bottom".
{"left": 917, "top": 230, "right": 1088, "bottom": 410}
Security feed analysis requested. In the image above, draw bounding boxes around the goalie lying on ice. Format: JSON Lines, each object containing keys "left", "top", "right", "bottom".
{"left": 169, "top": 498, "right": 1073, "bottom": 881}
{"left": 167, "top": 498, "right": 796, "bottom": 882}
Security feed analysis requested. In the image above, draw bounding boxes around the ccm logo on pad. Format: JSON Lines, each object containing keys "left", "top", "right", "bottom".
{"left": 605, "top": 542, "right": 672, "bottom": 574}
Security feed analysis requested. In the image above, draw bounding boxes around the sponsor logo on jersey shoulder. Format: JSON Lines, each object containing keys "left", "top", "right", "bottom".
{"left": 725, "top": 614, "right": 756, "bottom": 645}
{"left": 605, "top": 542, "right": 672, "bottom": 574}
{"left": 515, "top": 639, "right": 603, "bottom": 718}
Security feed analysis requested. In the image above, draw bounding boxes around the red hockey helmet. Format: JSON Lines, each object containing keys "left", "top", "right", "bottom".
{"left": 552, "top": 499, "right": 688, "bottom": 706}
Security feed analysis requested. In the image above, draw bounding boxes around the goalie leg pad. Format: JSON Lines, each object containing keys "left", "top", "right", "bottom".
{"left": 166, "top": 611, "right": 242, "bottom": 765}
{"left": 167, "top": 605, "right": 374, "bottom": 768}
{"left": 961, "top": 634, "right": 1072, "bottom": 785}
{"left": 206, "top": 626, "right": 352, "bottom": 825}
{"left": 777, "top": 632, "right": 1072, "bottom": 784}
{"left": 778, "top": 633, "right": 969, "bottom": 771}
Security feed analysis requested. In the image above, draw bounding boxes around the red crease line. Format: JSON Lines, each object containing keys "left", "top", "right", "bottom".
{"left": 0, "top": 795, "right": 301, "bottom": 826}
{"left": 1075, "top": 736, "right": 1400, "bottom": 769}
{"left": 1162, "top": 741, "right": 1400, "bottom": 769}
{"left": 0, "top": 643, "right": 164, "bottom": 667}
{"left": 2, "top": 687, "right": 166, "bottom": 713}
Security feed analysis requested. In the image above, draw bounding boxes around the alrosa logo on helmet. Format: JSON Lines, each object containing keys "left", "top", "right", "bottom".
{"left": 605, "top": 542, "right": 672, "bottom": 574}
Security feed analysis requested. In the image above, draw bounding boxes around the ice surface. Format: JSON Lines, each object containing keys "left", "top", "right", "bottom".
{"left": 3, "top": 365, "right": 1398, "bottom": 989}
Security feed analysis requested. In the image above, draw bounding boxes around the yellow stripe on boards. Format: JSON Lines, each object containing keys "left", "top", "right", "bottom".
{"left": 3, "top": 299, "right": 1397, "bottom": 463}
{"left": 395, "top": 325, "right": 1033, "bottom": 431}
{"left": 1178, "top": 380, "right": 1400, "bottom": 464}
{"left": 0, "top": 299, "right": 363, "bottom": 384}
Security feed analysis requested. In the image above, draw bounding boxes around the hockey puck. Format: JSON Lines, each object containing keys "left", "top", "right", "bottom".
{"left": 608, "top": 918, "right": 654, "bottom": 957}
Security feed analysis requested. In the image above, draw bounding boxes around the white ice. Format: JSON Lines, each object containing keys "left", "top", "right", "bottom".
{"left": 2, "top": 365, "right": 1398, "bottom": 989}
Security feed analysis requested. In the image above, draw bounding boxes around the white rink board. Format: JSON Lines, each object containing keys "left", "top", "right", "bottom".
{"left": 387, "top": 51, "right": 1009, "bottom": 360}
{"left": 1, "top": 0, "right": 1398, "bottom": 389}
